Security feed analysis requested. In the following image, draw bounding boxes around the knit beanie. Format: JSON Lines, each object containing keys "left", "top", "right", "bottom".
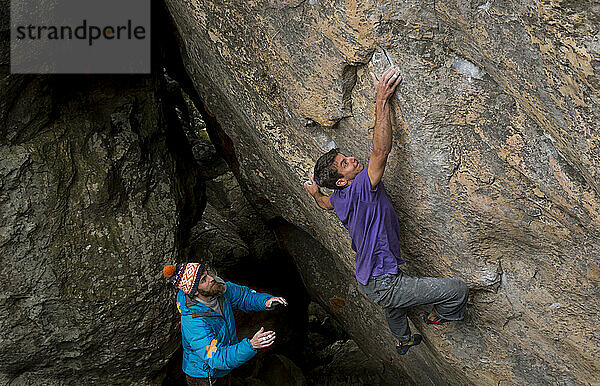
{"left": 163, "top": 262, "right": 205, "bottom": 295}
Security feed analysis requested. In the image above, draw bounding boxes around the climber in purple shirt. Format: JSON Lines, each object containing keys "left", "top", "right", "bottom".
{"left": 304, "top": 66, "right": 468, "bottom": 355}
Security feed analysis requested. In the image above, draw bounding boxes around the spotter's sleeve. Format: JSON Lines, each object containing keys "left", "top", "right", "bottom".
{"left": 181, "top": 316, "right": 256, "bottom": 371}
{"left": 225, "top": 281, "right": 273, "bottom": 312}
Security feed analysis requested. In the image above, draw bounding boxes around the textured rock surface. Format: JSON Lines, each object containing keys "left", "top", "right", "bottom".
{"left": 0, "top": 74, "right": 187, "bottom": 384}
{"left": 310, "top": 340, "right": 388, "bottom": 385}
{"left": 164, "top": 0, "right": 600, "bottom": 384}
{"left": 192, "top": 171, "right": 280, "bottom": 276}
{"left": 305, "top": 302, "right": 389, "bottom": 385}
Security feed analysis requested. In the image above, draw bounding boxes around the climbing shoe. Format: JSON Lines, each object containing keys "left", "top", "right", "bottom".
{"left": 423, "top": 311, "right": 448, "bottom": 325}
{"left": 396, "top": 334, "right": 422, "bottom": 355}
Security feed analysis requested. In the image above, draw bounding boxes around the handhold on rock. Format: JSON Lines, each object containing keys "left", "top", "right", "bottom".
{"left": 451, "top": 56, "right": 484, "bottom": 80}
{"left": 330, "top": 297, "right": 346, "bottom": 310}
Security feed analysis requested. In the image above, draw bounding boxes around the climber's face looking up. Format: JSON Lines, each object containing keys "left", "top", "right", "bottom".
{"left": 313, "top": 148, "right": 364, "bottom": 190}
{"left": 333, "top": 153, "right": 364, "bottom": 188}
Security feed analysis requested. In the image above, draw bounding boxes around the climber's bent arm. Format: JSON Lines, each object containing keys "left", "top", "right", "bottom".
{"left": 312, "top": 191, "right": 333, "bottom": 210}
{"left": 304, "top": 179, "right": 333, "bottom": 210}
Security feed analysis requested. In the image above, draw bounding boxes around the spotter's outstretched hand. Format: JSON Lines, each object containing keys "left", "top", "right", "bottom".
{"left": 265, "top": 297, "right": 288, "bottom": 308}
{"left": 250, "top": 327, "right": 276, "bottom": 349}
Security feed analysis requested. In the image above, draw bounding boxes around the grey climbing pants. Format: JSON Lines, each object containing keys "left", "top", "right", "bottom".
{"left": 358, "top": 271, "right": 468, "bottom": 341}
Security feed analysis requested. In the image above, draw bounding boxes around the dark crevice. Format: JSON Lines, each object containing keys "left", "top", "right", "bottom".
{"left": 153, "top": 1, "right": 206, "bottom": 261}
{"left": 158, "top": 77, "right": 206, "bottom": 259}
{"left": 154, "top": 1, "right": 242, "bottom": 177}
{"left": 341, "top": 65, "right": 358, "bottom": 118}
{"left": 195, "top": 102, "right": 241, "bottom": 176}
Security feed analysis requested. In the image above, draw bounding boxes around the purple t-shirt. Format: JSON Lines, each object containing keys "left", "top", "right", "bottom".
{"left": 330, "top": 165, "right": 405, "bottom": 285}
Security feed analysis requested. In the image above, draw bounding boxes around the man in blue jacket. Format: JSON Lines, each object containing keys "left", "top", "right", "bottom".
{"left": 163, "top": 262, "right": 287, "bottom": 385}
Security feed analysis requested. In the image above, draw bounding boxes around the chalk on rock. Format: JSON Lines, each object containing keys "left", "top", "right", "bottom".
{"left": 451, "top": 57, "right": 484, "bottom": 80}
{"left": 313, "top": 133, "right": 336, "bottom": 151}
{"left": 371, "top": 49, "right": 394, "bottom": 75}
{"left": 372, "top": 50, "right": 390, "bottom": 68}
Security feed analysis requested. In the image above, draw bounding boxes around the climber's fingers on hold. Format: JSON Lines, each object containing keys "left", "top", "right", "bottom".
{"left": 382, "top": 67, "right": 395, "bottom": 83}
{"left": 370, "top": 72, "right": 379, "bottom": 86}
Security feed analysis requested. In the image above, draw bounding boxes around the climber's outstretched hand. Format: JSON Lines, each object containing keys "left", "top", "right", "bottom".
{"left": 371, "top": 66, "right": 402, "bottom": 101}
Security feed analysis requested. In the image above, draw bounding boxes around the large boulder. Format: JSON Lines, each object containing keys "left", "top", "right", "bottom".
{"left": 0, "top": 74, "right": 189, "bottom": 384}
{"left": 163, "top": 0, "right": 600, "bottom": 384}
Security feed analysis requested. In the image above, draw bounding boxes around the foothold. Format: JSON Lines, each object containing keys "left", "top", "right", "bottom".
{"left": 474, "top": 264, "right": 502, "bottom": 289}
{"left": 330, "top": 297, "right": 346, "bottom": 310}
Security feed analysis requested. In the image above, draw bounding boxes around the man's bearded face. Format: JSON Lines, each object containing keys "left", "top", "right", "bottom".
{"left": 197, "top": 280, "right": 226, "bottom": 297}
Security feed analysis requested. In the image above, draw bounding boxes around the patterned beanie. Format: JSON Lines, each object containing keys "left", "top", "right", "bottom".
{"left": 163, "top": 263, "right": 205, "bottom": 295}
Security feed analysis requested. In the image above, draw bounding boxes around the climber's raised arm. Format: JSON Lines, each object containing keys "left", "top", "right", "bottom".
{"left": 368, "top": 67, "right": 402, "bottom": 189}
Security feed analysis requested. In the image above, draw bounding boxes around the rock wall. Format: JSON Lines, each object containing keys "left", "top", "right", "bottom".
{"left": 2, "top": 3, "right": 195, "bottom": 381}
{"left": 1, "top": 3, "right": 312, "bottom": 382}
{"left": 164, "top": 0, "right": 600, "bottom": 384}
{"left": 0, "top": 73, "right": 193, "bottom": 383}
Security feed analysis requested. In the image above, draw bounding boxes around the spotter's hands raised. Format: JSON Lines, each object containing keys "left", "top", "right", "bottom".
{"left": 250, "top": 327, "right": 276, "bottom": 349}
{"left": 265, "top": 296, "right": 288, "bottom": 308}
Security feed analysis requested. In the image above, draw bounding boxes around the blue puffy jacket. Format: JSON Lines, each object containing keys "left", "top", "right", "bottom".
{"left": 176, "top": 282, "right": 273, "bottom": 379}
